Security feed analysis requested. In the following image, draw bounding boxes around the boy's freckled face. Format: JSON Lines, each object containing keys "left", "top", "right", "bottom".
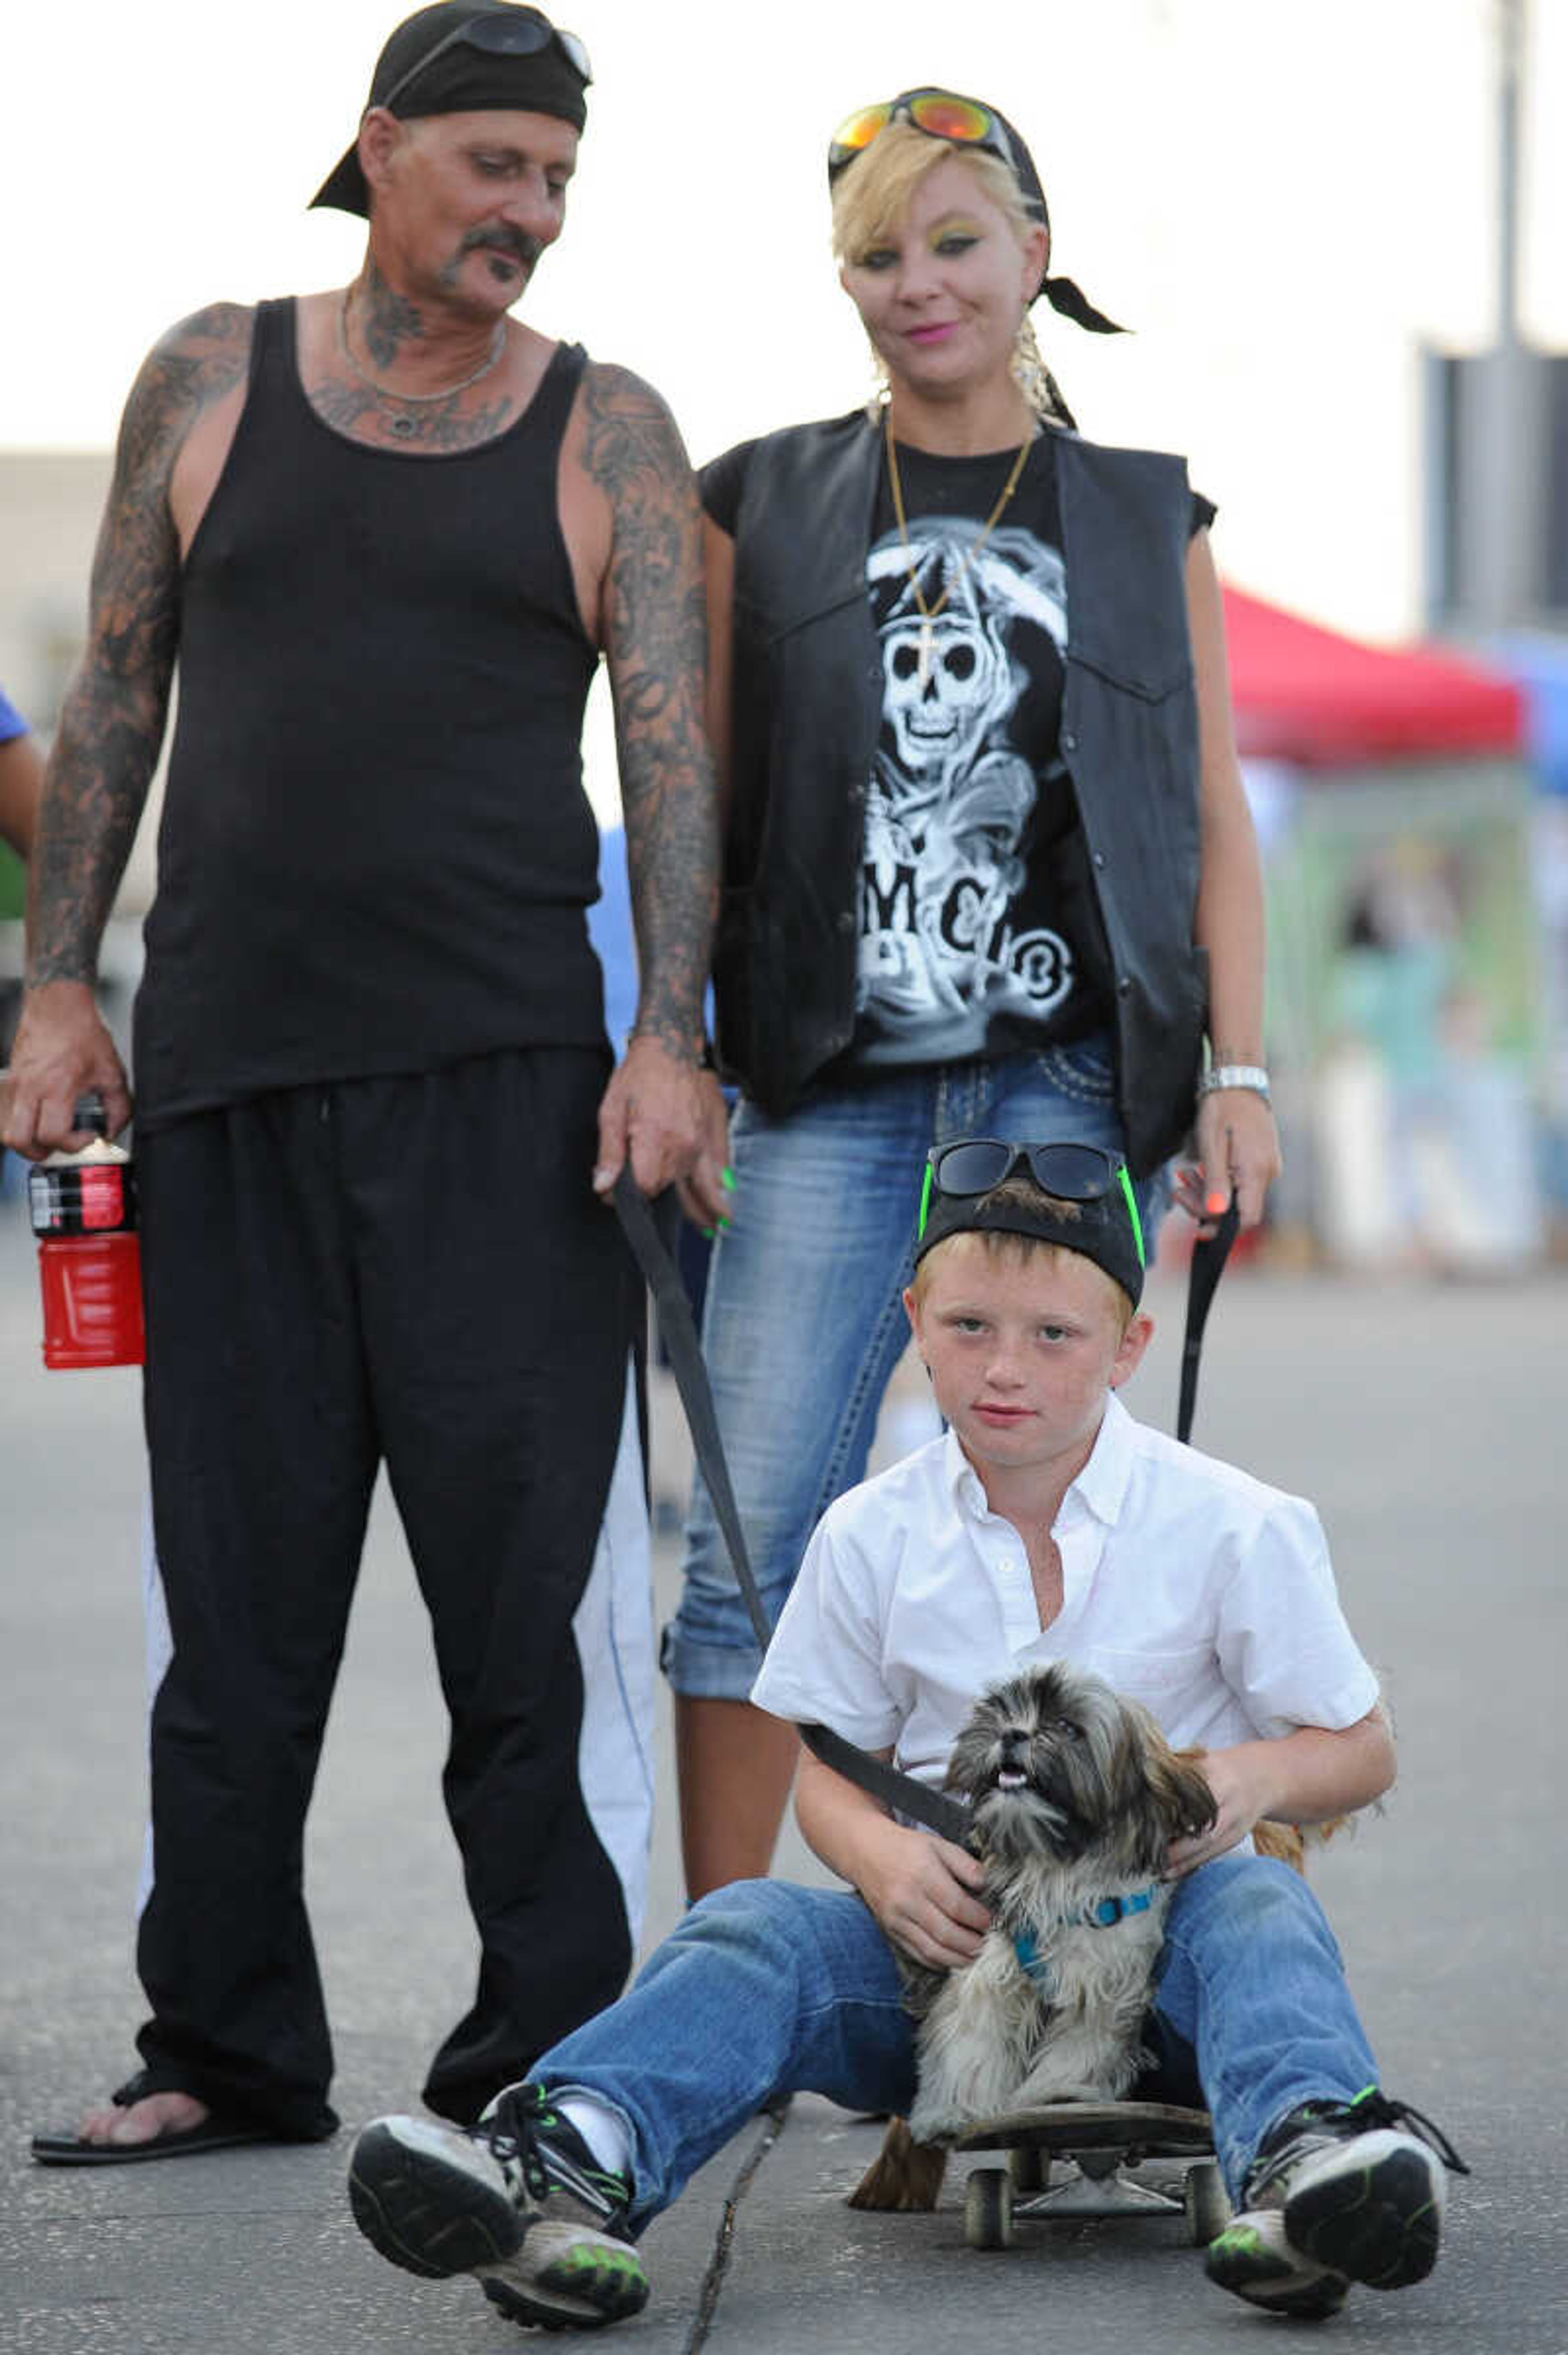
{"left": 903, "top": 1237, "right": 1150, "bottom": 1488}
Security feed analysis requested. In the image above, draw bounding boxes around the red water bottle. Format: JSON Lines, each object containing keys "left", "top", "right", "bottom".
{"left": 27, "top": 1093, "right": 145, "bottom": 1369}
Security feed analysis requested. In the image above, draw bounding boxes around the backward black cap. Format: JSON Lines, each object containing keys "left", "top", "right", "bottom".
{"left": 310, "top": 3, "right": 588, "bottom": 219}
{"left": 914, "top": 1183, "right": 1146, "bottom": 1310}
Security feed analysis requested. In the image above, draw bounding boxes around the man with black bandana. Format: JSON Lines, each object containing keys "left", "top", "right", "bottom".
{"left": 8, "top": 2, "right": 724, "bottom": 2163}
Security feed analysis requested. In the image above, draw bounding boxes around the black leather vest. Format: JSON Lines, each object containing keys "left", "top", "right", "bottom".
{"left": 712, "top": 411, "right": 1208, "bottom": 1178}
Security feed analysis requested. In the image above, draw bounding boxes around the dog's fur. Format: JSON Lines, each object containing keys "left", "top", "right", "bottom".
{"left": 851, "top": 1663, "right": 1217, "bottom": 2212}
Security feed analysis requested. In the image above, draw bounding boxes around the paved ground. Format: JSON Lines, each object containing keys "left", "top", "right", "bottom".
{"left": 2, "top": 1189, "right": 1565, "bottom": 2354}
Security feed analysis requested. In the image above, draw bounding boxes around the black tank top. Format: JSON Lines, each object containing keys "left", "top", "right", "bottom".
{"left": 134, "top": 298, "right": 605, "bottom": 1129}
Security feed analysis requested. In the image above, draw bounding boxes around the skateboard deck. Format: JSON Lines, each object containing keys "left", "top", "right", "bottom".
{"left": 953, "top": 2100, "right": 1214, "bottom": 2157}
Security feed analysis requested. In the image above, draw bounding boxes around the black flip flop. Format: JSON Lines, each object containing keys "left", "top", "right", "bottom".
{"left": 31, "top": 2113, "right": 286, "bottom": 2166}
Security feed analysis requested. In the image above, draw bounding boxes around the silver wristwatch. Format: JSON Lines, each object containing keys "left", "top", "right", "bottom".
{"left": 1199, "top": 1063, "right": 1271, "bottom": 1101}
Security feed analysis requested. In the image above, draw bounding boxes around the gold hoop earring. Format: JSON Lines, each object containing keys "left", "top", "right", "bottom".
{"left": 1012, "top": 316, "right": 1078, "bottom": 428}
{"left": 1010, "top": 314, "right": 1055, "bottom": 420}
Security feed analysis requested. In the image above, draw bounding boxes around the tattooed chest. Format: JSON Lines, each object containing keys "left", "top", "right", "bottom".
{"left": 304, "top": 376, "right": 522, "bottom": 453}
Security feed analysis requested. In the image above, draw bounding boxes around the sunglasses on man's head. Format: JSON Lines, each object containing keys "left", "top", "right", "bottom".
{"left": 828, "top": 89, "right": 1023, "bottom": 186}
{"left": 917, "top": 1138, "right": 1145, "bottom": 1268}
{"left": 378, "top": 6, "right": 592, "bottom": 116}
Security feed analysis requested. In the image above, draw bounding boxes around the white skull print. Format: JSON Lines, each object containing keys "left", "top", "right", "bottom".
{"left": 857, "top": 521, "right": 1073, "bottom": 1052}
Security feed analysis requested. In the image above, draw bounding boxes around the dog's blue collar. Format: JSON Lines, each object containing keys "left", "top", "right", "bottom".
{"left": 1081, "top": 1886, "right": 1159, "bottom": 1928}
{"left": 1013, "top": 1887, "right": 1160, "bottom": 1985}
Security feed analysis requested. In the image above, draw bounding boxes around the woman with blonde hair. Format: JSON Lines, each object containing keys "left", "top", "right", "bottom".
{"left": 670, "top": 89, "right": 1281, "bottom": 1894}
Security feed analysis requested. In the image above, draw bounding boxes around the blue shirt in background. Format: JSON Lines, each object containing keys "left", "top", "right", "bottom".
{"left": 588, "top": 824, "right": 637, "bottom": 1049}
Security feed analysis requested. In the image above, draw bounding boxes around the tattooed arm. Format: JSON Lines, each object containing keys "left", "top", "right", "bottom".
{"left": 573, "top": 363, "right": 726, "bottom": 1217}
{"left": 1, "top": 305, "right": 252, "bottom": 1156}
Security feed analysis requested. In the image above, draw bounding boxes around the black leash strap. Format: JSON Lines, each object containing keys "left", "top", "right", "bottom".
{"left": 1176, "top": 1199, "right": 1240, "bottom": 1446}
{"left": 612, "top": 1170, "right": 970, "bottom": 1846}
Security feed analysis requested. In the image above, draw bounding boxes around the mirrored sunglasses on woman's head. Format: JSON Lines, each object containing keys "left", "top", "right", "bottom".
{"left": 828, "top": 88, "right": 1030, "bottom": 198}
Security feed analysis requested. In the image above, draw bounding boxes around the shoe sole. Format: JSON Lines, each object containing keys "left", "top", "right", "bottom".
{"left": 482, "top": 2262, "right": 649, "bottom": 2332}
{"left": 348, "top": 2119, "right": 524, "bottom": 2281}
{"left": 479, "top": 2220, "right": 651, "bottom": 2332}
{"left": 1285, "top": 2138, "right": 1443, "bottom": 2290}
{"left": 1206, "top": 2221, "right": 1348, "bottom": 2319}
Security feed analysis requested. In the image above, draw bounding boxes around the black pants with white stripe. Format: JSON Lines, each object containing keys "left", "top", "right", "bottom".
{"left": 133, "top": 1048, "right": 643, "bottom": 2134}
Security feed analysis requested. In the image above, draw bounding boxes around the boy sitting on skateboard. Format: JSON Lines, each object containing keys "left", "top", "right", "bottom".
{"left": 348, "top": 1139, "right": 1464, "bottom": 2329}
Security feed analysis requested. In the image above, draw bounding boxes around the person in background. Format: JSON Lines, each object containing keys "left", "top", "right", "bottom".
{"left": 0, "top": 686, "right": 44, "bottom": 859}
{"left": 0, "top": 686, "right": 44, "bottom": 1191}
{"left": 668, "top": 88, "right": 1282, "bottom": 1896}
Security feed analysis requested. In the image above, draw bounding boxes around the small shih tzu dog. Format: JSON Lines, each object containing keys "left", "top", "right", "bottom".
{"left": 852, "top": 1662, "right": 1218, "bottom": 2211}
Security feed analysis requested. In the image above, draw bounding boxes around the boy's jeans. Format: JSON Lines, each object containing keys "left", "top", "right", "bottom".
{"left": 535, "top": 1854, "right": 1379, "bottom": 2229}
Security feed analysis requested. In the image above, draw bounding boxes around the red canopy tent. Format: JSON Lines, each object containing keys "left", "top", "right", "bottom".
{"left": 1220, "top": 586, "right": 1526, "bottom": 767}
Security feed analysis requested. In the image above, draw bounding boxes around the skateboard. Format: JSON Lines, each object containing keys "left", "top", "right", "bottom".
{"left": 951, "top": 2101, "right": 1231, "bottom": 2251}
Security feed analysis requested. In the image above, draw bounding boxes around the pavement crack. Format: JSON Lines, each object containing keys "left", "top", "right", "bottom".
{"left": 681, "top": 2095, "right": 792, "bottom": 2355}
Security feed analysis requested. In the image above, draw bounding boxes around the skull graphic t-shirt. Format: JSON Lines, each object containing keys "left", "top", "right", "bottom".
{"left": 850, "top": 432, "right": 1109, "bottom": 1068}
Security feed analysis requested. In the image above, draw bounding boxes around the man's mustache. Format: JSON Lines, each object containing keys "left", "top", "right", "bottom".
{"left": 459, "top": 223, "right": 544, "bottom": 270}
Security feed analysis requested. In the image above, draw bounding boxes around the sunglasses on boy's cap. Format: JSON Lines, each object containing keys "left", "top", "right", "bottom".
{"left": 913, "top": 1138, "right": 1147, "bottom": 1307}
{"left": 310, "top": 4, "right": 592, "bottom": 218}
{"left": 826, "top": 85, "right": 1126, "bottom": 336}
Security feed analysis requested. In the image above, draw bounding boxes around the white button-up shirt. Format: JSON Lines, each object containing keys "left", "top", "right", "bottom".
{"left": 751, "top": 1394, "right": 1380, "bottom": 1791}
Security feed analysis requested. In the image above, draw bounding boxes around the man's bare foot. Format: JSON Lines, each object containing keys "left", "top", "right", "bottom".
{"left": 76, "top": 2090, "right": 209, "bottom": 2148}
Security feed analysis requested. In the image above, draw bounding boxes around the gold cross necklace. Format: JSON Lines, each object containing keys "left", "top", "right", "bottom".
{"left": 883, "top": 406, "right": 1034, "bottom": 685}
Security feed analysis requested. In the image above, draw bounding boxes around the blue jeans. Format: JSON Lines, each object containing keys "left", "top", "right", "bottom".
{"left": 534, "top": 1855, "right": 1378, "bottom": 2228}
{"left": 664, "top": 1043, "right": 1167, "bottom": 1698}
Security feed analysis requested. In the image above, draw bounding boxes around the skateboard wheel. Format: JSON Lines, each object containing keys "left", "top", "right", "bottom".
{"left": 1183, "top": 2160, "right": 1230, "bottom": 2246}
{"left": 964, "top": 2166, "right": 1015, "bottom": 2251}
{"left": 1007, "top": 2146, "right": 1050, "bottom": 2194}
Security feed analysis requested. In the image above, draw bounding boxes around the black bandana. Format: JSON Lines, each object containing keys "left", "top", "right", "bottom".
{"left": 310, "top": 4, "right": 588, "bottom": 218}
{"left": 386, "top": 45, "right": 586, "bottom": 131}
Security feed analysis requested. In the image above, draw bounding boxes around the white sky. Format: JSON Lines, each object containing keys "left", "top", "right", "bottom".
{"left": 3, "top": 0, "right": 1565, "bottom": 656}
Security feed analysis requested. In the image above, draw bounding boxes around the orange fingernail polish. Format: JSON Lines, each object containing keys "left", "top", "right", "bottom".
{"left": 1205, "top": 1190, "right": 1228, "bottom": 1216}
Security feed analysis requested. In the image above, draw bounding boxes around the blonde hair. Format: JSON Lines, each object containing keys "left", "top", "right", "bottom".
{"left": 911, "top": 1182, "right": 1134, "bottom": 1334}
{"left": 831, "top": 120, "right": 1039, "bottom": 269}
{"left": 830, "top": 122, "right": 1076, "bottom": 426}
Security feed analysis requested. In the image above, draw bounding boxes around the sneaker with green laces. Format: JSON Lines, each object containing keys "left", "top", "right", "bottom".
{"left": 1207, "top": 2089, "right": 1468, "bottom": 2317}
{"left": 348, "top": 2083, "right": 649, "bottom": 2331}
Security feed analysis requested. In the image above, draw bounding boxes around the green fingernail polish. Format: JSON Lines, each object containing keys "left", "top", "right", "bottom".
{"left": 700, "top": 1226, "right": 715, "bottom": 1240}
{"left": 718, "top": 1214, "right": 732, "bottom": 1231}
{"left": 721, "top": 1166, "right": 737, "bottom": 1191}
